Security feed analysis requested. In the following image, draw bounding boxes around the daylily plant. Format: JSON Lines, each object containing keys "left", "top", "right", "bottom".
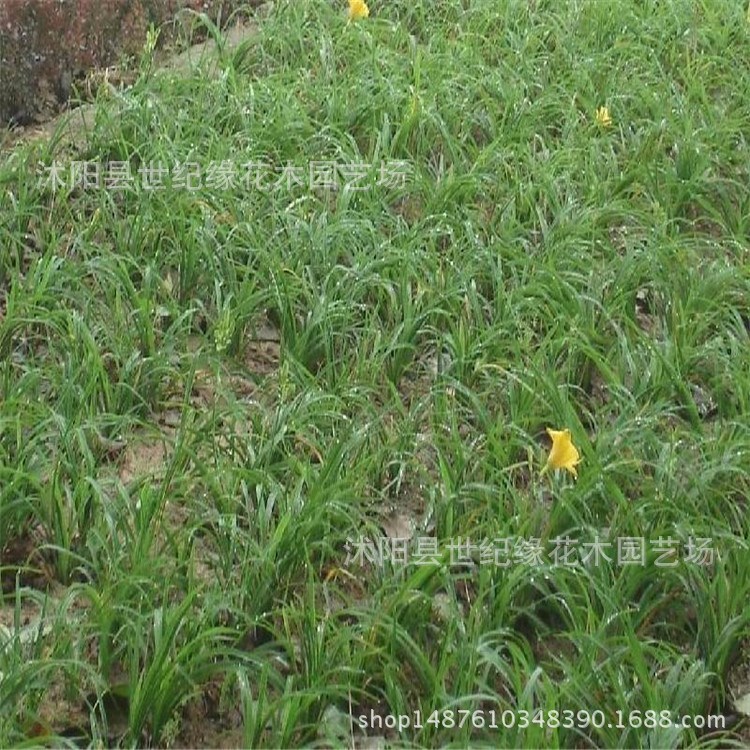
{"left": 348, "top": 0, "right": 370, "bottom": 21}
{"left": 541, "top": 428, "right": 581, "bottom": 478}
{"left": 595, "top": 106, "right": 612, "bottom": 128}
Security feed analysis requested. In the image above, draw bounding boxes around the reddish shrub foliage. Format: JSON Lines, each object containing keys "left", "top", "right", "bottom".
{"left": 0, "top": 0, "right": 253, "bottom": 125}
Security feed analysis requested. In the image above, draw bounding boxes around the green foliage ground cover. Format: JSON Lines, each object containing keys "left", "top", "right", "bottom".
{"left": 0, "top": 0, "right": 749, "bottom": 746}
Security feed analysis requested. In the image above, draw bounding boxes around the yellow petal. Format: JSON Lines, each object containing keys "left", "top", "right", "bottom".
{"left": 595, "top": 106, "right": 612, "bottom": 127}
{"left": 348, "top": 0, "right": 369, "bottom": 20}
{"left": 544, "top": 428, "right": 581, "bottom": 477}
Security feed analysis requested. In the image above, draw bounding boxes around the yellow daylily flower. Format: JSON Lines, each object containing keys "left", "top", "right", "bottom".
{"left": 595, "top": 106, "right": 612, "bottom": 128}
{"left": 348, "top": 0, "right": 370, "bottom": 21}
{"left": 542, "top": 428, "right": 581, "bottom": 478}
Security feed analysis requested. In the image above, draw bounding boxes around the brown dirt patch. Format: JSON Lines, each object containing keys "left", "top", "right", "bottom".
{"left": 118, "top": 436, "right": 170, "bottom": 485}
{"left": 0, "top": 526, "right": 56, "bottom": 594}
